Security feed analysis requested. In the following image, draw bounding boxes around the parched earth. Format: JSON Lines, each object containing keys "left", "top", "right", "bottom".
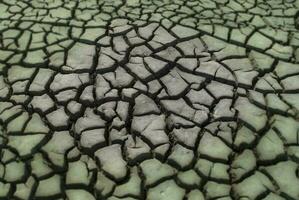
{"left": 1, "top": 0, "right": 299, "bottom": 199}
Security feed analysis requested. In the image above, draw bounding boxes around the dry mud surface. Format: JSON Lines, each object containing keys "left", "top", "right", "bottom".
{"left": 1, "top": 0, "right": 299, "bottom": 199}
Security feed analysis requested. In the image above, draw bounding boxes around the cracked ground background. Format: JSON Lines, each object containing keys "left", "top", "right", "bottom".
{"left": 1, "top": 0, "right": 299, "bottom": 199}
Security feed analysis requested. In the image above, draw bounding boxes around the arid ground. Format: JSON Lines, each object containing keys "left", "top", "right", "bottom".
{"left": 1, "top": 0, "right": 299, "bottom": 199}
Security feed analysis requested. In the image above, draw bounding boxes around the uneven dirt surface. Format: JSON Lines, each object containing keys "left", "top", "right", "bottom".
{"left": 1, "top": 0, "right": 299, "bottom": 199}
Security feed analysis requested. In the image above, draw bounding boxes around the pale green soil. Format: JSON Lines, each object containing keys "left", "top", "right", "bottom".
{"left": 1, "top": 0, "right": 299, "bottom": 199}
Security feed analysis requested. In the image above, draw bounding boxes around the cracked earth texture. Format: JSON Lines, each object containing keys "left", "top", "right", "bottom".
{"left": 0, "top": 0, "right": 299, "bottom": 199}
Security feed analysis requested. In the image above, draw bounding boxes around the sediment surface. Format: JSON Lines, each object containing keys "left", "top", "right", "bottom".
{"left": 1, "top": 0, "right": 299, "bottom": 199}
